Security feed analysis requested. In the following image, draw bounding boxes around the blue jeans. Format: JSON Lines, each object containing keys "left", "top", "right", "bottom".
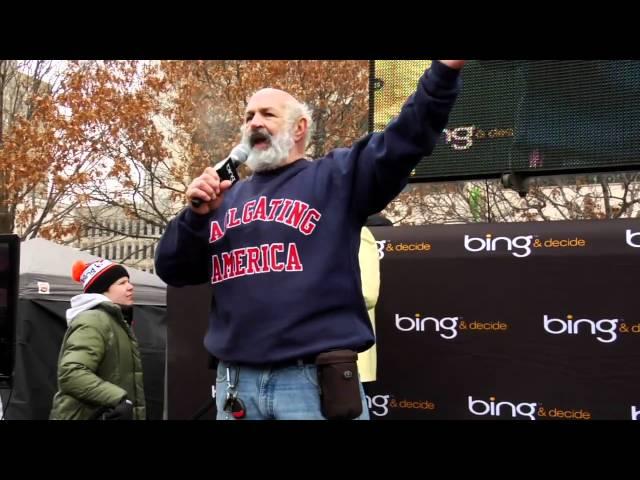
{"left": 215, "top": 360, "right": 370, "bottom": 420}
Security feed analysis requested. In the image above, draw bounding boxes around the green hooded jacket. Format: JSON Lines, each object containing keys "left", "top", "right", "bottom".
{"left": 50, "top": 297, "right": 146, "bottom": 420}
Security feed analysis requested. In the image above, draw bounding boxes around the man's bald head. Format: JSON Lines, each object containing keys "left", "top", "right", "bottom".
{"left": 249, "top": 88, "right": 299, "bottom": 108}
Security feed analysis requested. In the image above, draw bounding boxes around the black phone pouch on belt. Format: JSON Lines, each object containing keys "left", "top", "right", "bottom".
{"left": 315, "top": 349, "right": 363, "bottom": 420}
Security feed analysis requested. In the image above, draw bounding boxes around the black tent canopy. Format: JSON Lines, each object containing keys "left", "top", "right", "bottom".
{"left": 2, "top": 238, "right": 167, "bottom": 420}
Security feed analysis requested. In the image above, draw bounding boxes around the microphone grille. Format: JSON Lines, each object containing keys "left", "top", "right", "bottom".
{"left": 229, "top": 144, "right": 250, "bottom": 163}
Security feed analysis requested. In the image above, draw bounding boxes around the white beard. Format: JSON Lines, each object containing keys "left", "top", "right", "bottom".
{"left": 242, "top": 127, "right": 295, "bottom": 172}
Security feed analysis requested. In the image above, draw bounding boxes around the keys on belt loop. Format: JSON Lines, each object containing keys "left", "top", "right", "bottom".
{"left": 223, "top": 366, "right": 246, "bottom": 419}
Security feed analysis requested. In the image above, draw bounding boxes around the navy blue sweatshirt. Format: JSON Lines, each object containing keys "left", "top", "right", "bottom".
{"left": 155, "top": 61, "right": 461, "bottom": 364}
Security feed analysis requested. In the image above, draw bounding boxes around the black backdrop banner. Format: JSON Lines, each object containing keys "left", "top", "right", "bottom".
{"left": 365, "top": 218, "right": 640, "bottom": 420}
{"left": 166, "top": 218, "right": 640, "bottom": 420}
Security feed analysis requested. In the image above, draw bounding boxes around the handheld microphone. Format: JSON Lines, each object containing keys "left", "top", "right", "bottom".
{"left": 191, "top": 144, "right": 250, "bottom": 208}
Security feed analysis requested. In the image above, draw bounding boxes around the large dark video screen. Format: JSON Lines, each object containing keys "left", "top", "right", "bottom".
{"left": 371, "top": 60, "right": 640, "bottom": 181}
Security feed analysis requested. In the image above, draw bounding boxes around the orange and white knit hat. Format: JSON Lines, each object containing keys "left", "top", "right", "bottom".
{"left": 71, "top": 259, "right": 129, "bottom": 294}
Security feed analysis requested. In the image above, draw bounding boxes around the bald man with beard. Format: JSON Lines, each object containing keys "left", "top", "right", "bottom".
{"left": 156, "top": 60, "right": 465, "bottom": 420}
